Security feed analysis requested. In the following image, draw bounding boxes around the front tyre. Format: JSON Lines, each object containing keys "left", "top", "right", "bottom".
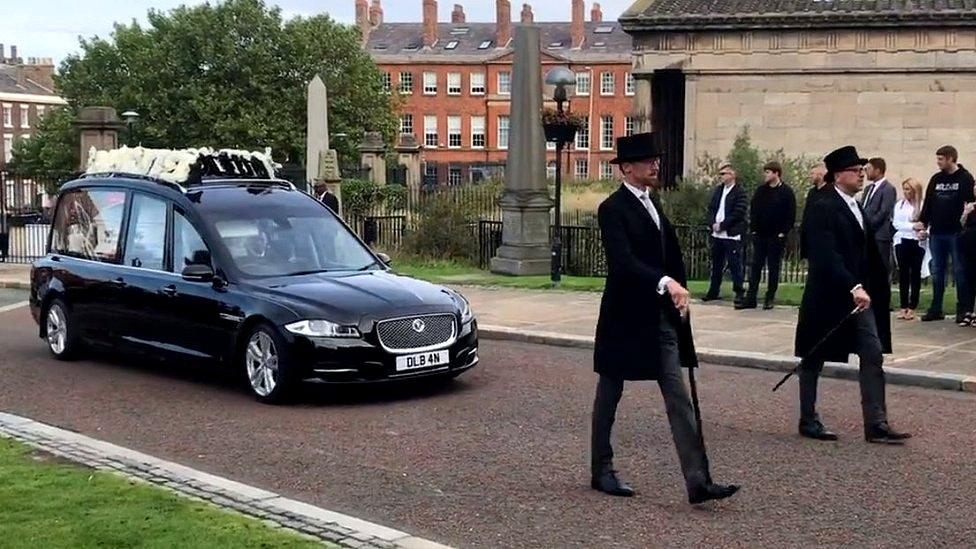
{"left": 242, "top": 323, "right": 299, "bottom": 404}
{"left": 45, "top": 299, "right": 80, "bottom": 360}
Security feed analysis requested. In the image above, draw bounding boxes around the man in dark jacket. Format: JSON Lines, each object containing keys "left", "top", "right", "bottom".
{"left": 914, "top": 145, "right": 976, "bottom": 322}
{"left": 743, "top": 161, "right": 796, "bottom": 310}
{"left": 794, "top": 145, "right": 911, "bottom": 444}
{"left": 591, "top": 132, "right": 739, "bottom": 504}
{"left": 800, "top": 163, "right": 829, "bottom": 260}
{"left": 860, "top": 157, "right": 897, "bottom": 276}
{"left": 702, "top": 163, "right": 749, "bottom": 305}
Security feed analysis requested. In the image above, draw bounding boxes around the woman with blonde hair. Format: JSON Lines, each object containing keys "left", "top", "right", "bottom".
{"left": 893, "top": 178, "right": 926, "bottom": 320}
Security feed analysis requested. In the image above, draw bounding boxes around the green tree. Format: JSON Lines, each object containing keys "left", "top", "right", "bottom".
{"left": 7, "top": 107, "right": 80, "bottom": 188}
{"left": 12, "top": 0, "right": 397, "bottom": 179}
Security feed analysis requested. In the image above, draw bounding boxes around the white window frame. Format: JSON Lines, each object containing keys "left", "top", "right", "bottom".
{"left": 447, "top": 73, "right": 462, "bottom": 96}
{"left": 448, "top": 167, "right": 463, "bottom": 186}
{"left": 574, "top": 159, "right": 589, "bottom": 180}
{"left": 600, "top": 115, "right": 614, "bottom": 150}
{"left": 625, "top": 117, "right": 635, "bottom": 137}
{"left": 2, "top": 105, "right": 11, "bottom": 129}
{"left": 625, "top": 73, "right": 635, "bottom": 96}
{"left": 600, "top": 161, "right": 614, "bottom": 180}
{"left": 575, "top": 72, "right": 590, "bottom": 96}
{"left": 381, "top": 72, "right": 392, "bottom": 93}
{"left": 399, "top": 72, "right": 414, "bottom": 95}
{"left": 498, "top": 116, "right": 510, "bottom": 149}
{"left": 2, "top": 134, "right": 13, "bottom": 162}
{"left": 546, "top": 140, "right": 556, "bottom": 151}
{"left": 400, "top": 114, "right": 414, "bottom": 136}
{"left": 470, "top": 72, "right": 486, "bottom": 95}
{"left": 600, "top": 72, "right": 615, "bottom": 96}
{"left": 20, "top": 105, "right": 29, "bottom": 128}
{"left": 424, "top": 115, "right": 438, "bottom": 148}
{"left": 546, "top": 162, "right": 557, "bottom": 180}
{"left": 498, "top": 72, "right": 511, "bottom": 95}
{"left": 471, "top": 116, "right": 486, "bottom": 149}
{"left": 423, "top": 72, "right": 438, "bottom": 95}
{"left": 575, "top": 116, "right": 589, "bottom": 150}
{"left": 447, "top": 116, "right": 462, "bottom": 149}
{"left": 37, "top": 106, "right": 46, "bottom": 119}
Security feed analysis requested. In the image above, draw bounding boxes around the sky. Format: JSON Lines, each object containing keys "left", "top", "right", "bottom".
{"left": 2, "top": 0, "right": 635, "bottom": 66}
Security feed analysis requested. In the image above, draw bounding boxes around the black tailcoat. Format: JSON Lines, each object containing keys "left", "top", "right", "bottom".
{"left": 795, "top": 187, "right": 892, "bottom": 363}
{"left": 594, "top": 185, "right": 698, "bottom": 380}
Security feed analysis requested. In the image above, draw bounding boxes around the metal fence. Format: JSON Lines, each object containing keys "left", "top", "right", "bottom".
{"left": 1, "top": 172, "right": 55, "bottom": 264}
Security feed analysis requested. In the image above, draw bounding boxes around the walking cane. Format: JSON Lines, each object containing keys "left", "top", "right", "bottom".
{"left": 681, "top": 309, "right": 712, "bottom": 483}
{"left": 771, "top": 307, "right": 861, "bottom": 392}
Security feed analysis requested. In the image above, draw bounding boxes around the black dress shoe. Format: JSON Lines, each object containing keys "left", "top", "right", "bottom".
{"left": 688, "top": 482, "right": 740, "bottom": 505}
{"left": 591, "top": 470, "right": 635, "bottom": 497}
{"left": 735, "top": 300, "right": 757, "bottom": 310}
{"left": 763, "top": 298, "right": 775, "bottom": 310}
{"left": 701, "top": 294, "right": 720, "bottom": 302}
{"left": 799, "top": 421, "right": 839, "bottom": 441}
{"left": 920, "top": 311, "right": 945, "bottom": 322}
{"left": 865, "top": 425, "right": 912, "bottom": 445}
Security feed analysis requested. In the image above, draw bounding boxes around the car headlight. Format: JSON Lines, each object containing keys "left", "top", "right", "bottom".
{"left": 450, "top": 291, "right": 474, "bottom": 324}
{"left": 284, "top": 320, "right": 361, "bottom": 338}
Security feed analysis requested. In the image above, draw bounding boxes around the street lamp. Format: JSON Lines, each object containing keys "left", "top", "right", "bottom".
{"left": 121, "top": 110, "right": 140, "bottom": 147}
{"left": 544, "top": 67, "right": 577, "bottom": 285}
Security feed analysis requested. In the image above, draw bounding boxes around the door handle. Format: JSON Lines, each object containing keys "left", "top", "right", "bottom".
{"left": 160, "top": 284, "right": 178, "bottom": 297}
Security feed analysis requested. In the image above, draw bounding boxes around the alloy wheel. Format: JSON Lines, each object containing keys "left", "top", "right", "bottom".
{"left": 245, "top": 331, "right": 279, "bottom": 397}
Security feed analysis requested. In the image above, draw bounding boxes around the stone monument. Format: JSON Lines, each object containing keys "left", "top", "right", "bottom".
{"left": 306, "top": 75, "right": 343, "bottom": 209}
{"left": 395, "top": 133, "right": 422, "bottom": 188}
{"left": 358, "top": 131, "right": 387, "bottom": 185}
{"left": 75, "top": 107, "right": 124, "bottom": 170}
{"left": 490, "top": 25, "right": 553, "bottom": 276}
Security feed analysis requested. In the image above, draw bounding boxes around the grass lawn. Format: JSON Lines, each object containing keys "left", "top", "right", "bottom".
{"left": 393, "top": 258, "right": 959, "bottom": 313}
{"left": 0, "top": 437, "right": 328, "bottom": 549}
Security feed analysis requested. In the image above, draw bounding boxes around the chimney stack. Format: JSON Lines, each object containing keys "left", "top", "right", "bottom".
{"left": 423, "top": 0, "right": 439, "bottom": 48}
{"left": 0, "top": 44, "right": 5, "bottom": 61}
{"left": 355, "top": 0, "right": 371, "bottom": 43}
{"left": 520, "top": 4, "right": 534, "bottom": 24}
{"left": 591, "top": 2, "right": 603, "bottom": 22}
{"left": 571, "top": 0, "right": 585, "bottom": 48}
{"left": 10, "top": 45, "right": 18, "bottom": 62}
{"left": 452, "top": 4, "right": 466, "bottom": 24}
{"left": 369, "top": 0, "right": 384, "bottom": 26}
{"left": 496, "top": 0, "right": 512, "bottom": 47}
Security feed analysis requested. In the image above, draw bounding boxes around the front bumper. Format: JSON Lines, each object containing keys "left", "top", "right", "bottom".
{"left": 288, "top": 320, "right": 479, "bottom": 384}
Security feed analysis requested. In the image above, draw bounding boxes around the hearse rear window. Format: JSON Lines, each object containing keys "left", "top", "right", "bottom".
{"left": 51, "top": 189, "right": 127, "bottom": 263}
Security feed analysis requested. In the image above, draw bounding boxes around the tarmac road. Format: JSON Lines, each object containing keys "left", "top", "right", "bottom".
{"left": 1, "top": 305, "right": 974, "bottom": 548}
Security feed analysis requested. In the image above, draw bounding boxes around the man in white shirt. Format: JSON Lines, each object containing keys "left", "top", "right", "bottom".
{"left": 702, "top": 163, "right": 748, "bottom": 306}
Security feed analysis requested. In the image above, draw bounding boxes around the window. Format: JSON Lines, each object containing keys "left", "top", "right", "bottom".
{"left": 594, "top": 25, "right": 615, "bottom": 34}
{"left": 2, "top": 134, "right": 11, "bottom": 162}
{"left": 471, "top": 116, "right": 486, "bottom": 148}
{"left": 626, "top": 73, "right": 635, "bottom": 96}
{"left": 470, "top": 72, "right": 486, "bottom": 95}
{"left": 575, "top": 116, "right": 589, "bottom": 150}
{"left": 575, "top": 159, "right": 589, "bottom": 180}
{"left": 625, "top": 116, "right": 635, "bottom": 137}
{"left": 173, "top": 211, "right": 211, "bottom": 273}
{"left": 601, "top": 115, "right": 614, "bottom": 150}
{"left": 381, "top": 72, "right": 392, "bottom": 93}
{"left": 424, "top": 115, "right": 438, "bottom": 148}
{"left": 448, "top": 116, "right": 462, "bottom": 148}
{"left": 498, "top": 72, "right": 511, "bottom": 95}
{"left": 478, "top": 40, "right": 493, "bottom": 49}
{"left": 20, "top": 106, "right": 29, "bottom": 128}
{"left": 448, "top": 167, "right": 462, "bottom": 186}
{"left": 425, "top": 164, "right": 437, "bottom": 178}
{"left": 601, "top": 72, "right": 615, "bottom": 96}
{"left": 600, "top": 161, "right": 614, "bottom": 180}
{"left": 547, "top": 140, "right": 556, "bottom": 151}
{"left": 399, "top": 72, "right": 413, "bottom": 95}
{"left": 423, "top": 72, "right": 437, "bottom": 95}
{"left": 2, "top": 105, "right": 10, "bottom": 128}
{"left": 445, "top": 40, "right": 459, "bottom": 50}
{"left": 547, "top": 162, "right": 556, "bottom": 180}
{"left": 51, "top": 189, "right": 126, "bottom": 263}
{"left": 498, "top": 116, "right": 510, "bottom": 149}
{"left": 576, "top": 72, "right": 590, "bottom": 96}
{"left": 37, "top": 106, "right": 46, "bottom": 119}
{"left": 451, "top": 27, "right": 469, "bottom": 36}
{"left": 447, "top": 73, "right": 461, "bottom": 95}
{"left": 400, "top": 114, "right": 414, "bottom": 136}
{"left": 123, "top": 194, "right": 167, "bottom": 270}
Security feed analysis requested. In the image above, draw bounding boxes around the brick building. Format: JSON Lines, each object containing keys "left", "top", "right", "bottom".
{"left": 0, "top": 45, "right": 66, "bottom": 169}
{"left": 359, "top": 0, "right": 637, "bottom": 185}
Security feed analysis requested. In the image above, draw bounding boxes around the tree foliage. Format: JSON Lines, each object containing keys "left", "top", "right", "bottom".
{"left": 12, "top": 0, "right": 397, "bottom": 178}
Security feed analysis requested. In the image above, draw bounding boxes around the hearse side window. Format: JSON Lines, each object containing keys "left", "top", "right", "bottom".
{"left": 172, "top": 211, "right": 211, "bottom": 272}
{"left": 123, "top": 194, "right": 167, "bottom": 271}
{"left": 51, "top": 189, "right": 126, "bottom": 263}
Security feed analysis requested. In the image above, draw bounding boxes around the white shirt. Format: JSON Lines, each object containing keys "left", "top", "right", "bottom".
{"left": 836, "top": 185, "right": 864, "bottom": 231}
{"left": 711, "top": 184, "right": 741, "bottom": 241}
{"left": 893, "top": 199, "right": 919, "bottom": 242}
{"left": 623, "top": 181, "right": 673, "bottom": 295}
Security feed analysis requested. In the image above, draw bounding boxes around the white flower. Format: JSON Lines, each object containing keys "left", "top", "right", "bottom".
{"left": 85, "top": 146, "right": 278, "bottom": 184}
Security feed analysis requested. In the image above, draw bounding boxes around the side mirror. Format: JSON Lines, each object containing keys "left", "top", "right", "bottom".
{"left": 182, "top": 263, "right": 214, "bottom": 283}
{"left": 376, "top": 252, "right": 392, "bottom": 266}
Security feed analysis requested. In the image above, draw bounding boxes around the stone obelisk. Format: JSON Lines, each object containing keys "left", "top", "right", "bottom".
{"left": 306, "top": 75, "right": 330, "bottom": 184}
{"left": 490, "top": 25, "right": 553, "bottom": 276}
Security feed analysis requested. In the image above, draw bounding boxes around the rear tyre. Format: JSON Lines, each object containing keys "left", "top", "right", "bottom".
{"left": 242, "top": 323, "right": 299, "bottom": 404}
{"left": 44, "top": 299, "right": 81, "bottom": 360}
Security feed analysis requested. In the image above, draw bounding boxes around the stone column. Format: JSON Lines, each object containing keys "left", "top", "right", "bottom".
{"left": 75, "top": 107, "right": 124, "bottom": 171}
{"left": 490, "top": 26, "right": 553, "bottom": 276}
{"left": 632, "top": 72, "right": 654, "bottom": 133}
{"left": 395, "top": 133, "right": 422, "bottom": 188}
{"left": 358, "top": 131, "right": 387, "bottom": 185}
{"left": 306, "top": 75, "right": 330, "bottom": 185}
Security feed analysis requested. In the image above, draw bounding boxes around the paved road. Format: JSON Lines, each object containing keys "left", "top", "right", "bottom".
{"left": 1, "top": 305, "right": 974, "bottom": 548}
{"left": 0, "top": 288, "right": 28, "bottom": 308}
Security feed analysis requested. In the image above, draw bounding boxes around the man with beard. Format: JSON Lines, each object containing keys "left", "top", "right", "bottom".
{"left": 590, "top": 132, "right": 740, "bottom": 504}
{"left": 794, "top": 146, "right": 911, "bottom": 444}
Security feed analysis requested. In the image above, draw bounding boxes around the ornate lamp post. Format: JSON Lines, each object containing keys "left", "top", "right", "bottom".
{"left": 121, "top": 110, "right": 140, "bottom": 146}
{"left": 543, "top": 67, "right": 578, "bottom": 285}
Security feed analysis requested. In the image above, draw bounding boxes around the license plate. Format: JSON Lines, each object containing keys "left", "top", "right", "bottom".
{"left": 395, "top": 350, "right": 449, "bottom": 372}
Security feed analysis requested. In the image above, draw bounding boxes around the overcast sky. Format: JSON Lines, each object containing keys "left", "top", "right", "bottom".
{"left": 3, "top": 0, "right": 635, "bottom": 65}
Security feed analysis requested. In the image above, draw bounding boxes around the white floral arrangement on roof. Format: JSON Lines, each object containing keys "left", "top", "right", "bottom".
{"left": 85, "top": 146, "right": 280, "bottom": 184}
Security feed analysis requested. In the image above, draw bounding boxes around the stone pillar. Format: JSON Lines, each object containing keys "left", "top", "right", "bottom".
{"left": 358, "top": 131, "right": 387, "bottom": 185}
{"left": 632, "top": 72, "right": 654, "bottom": 133}
{"left": 395, "top": 133, "right": 422, "bottom": 188}
{"left": 490, "top": 26, "right": 553, "bottom": 276}
{"left": 75, "top": 107, "right": 124, "bottom": 171}
{"left": 306, "top": 75, "right": 330, "bottom": 185}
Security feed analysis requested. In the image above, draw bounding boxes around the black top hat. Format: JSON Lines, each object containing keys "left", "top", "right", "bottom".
{"left": 609, "top": 132, "right": 666, "bottom": 165}
{"left": 824, "top": 145, "right": 868, "bottom": 183}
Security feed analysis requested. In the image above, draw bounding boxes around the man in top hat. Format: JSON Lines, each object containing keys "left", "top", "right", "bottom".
{"left": 591, "top": 132, "right": 740, "bottom": 504}
{"left": 794, "top": 145, "right": 911, "bottom": 444}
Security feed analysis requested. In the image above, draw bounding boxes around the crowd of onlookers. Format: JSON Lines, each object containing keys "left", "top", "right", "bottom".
{"left": 702, "top": 145, "right": 976, "bottom": 328}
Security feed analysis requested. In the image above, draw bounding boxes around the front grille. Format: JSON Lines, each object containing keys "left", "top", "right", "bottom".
{"left": 376, "top": 314, "right": 456, "bottom": 352}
